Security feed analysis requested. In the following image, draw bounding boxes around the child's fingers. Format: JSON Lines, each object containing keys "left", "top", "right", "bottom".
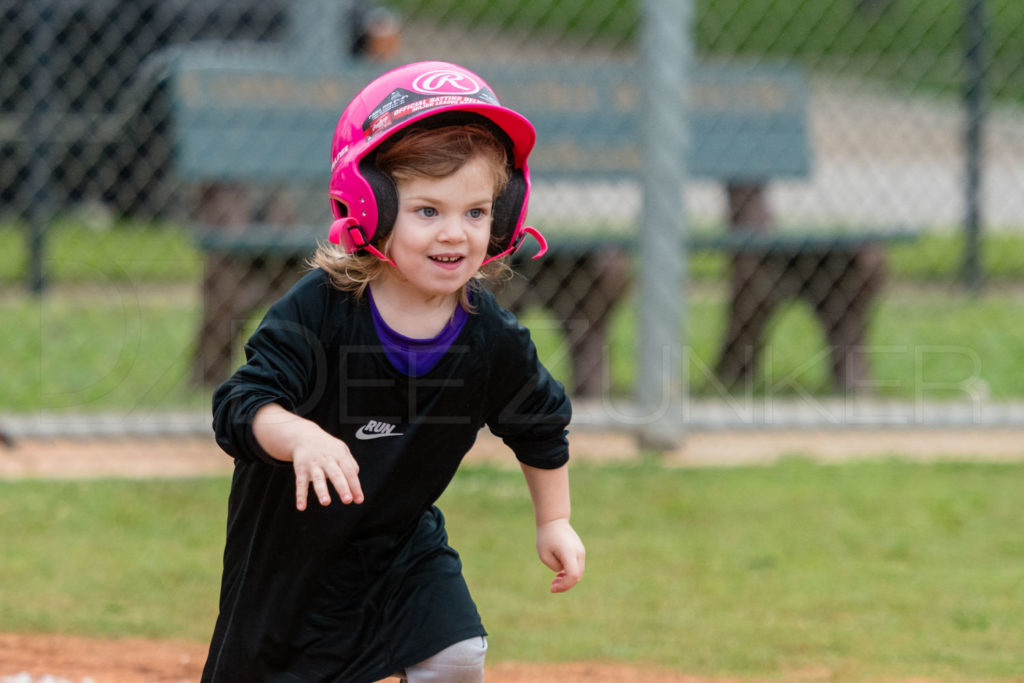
{"left": 294, "top": 470, "right": 310, "bottom": 511}
{"left": 551, "top": 568, "right": 582, "bottom": 593}
{"left": 324, "top": 457, "right": 363, "bottom": 505}
{"left": 310, "top": 471, "right": 332, "bottom": 506}
{"left": 541, "top": 541, "right": 585, "bottom": 593}
{"left": 292, "top": 440, "right": 362, "bottom": 510}
{"left": 550, "top": 551, "right": 583, "bottom": 593}
{"left": 324, "top": 464, "right": 354, "bottom": 504}
{"left": 346, "top": 469, "right": 364, "bottom": 504}
{"left": 340, "top": 460, "right": 364, "bottom": 504}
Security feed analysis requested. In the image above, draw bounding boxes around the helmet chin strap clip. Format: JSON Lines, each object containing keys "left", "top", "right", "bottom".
{"left": 329, "top": 217, "right": 397, "bottom": 267}
{"left": 329, "top": 217, "right": 364, "bottom": 246}
{"left": 481, "top": 225, "right": 548, "bottom": 266}
{"left": 520, "top": 225, "right": 548, "bottom": 259}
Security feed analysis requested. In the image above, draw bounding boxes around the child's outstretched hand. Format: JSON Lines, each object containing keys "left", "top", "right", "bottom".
{"left": 290, "top": 429, "right": 364, "bottom": 511}
{"left": 536, "top": 519, "right": 586, "bottom": 593}
{"left": 252, "top": 403, "right": 364, "bottom": 511}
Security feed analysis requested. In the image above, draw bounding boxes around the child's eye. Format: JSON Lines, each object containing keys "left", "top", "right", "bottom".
{"left": 467, "top": 208, "right": 487, "bottom": 219}
{"left": 417, "top": 207, "right": 438, "bottom": 218}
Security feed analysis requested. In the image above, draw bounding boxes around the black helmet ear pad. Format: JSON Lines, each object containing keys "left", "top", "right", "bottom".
{"left": 359, "top": 155, "right": 399, "bottom": 247}
{"left": 490, "top": 168, "right": 527, "bottom": 256}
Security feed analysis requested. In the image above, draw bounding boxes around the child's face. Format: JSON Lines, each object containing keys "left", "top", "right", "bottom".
{"left": 385, "top": 155, "right": 496, "bottom": 300}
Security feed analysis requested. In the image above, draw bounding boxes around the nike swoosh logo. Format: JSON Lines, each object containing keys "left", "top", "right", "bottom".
{"left": 355, "top": 427, "right": 404, "bottom": 440}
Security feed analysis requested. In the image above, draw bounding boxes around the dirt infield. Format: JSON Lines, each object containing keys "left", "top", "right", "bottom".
{"left": 3, "top": 426, "right": 1024, "bottom": 480}
{"left": 0, "top": 632, "right": 750, "bottom": 683}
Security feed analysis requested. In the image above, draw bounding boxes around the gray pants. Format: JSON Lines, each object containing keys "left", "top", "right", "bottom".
{"left": 397, "top": 636, "right": 488, "bottom": 682}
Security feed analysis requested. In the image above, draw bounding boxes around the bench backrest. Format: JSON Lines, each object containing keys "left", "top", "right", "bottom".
{"left": 160, "top": 52, "right": 810, "bottom": 187}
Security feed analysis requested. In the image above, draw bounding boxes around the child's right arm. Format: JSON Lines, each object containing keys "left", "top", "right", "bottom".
{"left": 253, "top": 402, "right": 364, "bottom": 511}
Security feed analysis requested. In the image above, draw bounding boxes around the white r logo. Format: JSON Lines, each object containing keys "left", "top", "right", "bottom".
{"left": 411, "top": 70, "right": 481, "bottom": 95}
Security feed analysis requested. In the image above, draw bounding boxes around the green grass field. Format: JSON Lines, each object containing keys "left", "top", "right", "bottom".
{"left": 1, "top": 460, "right": 1022, "bottom": 681}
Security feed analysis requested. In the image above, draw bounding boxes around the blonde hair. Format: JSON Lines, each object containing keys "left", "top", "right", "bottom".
{"left": 312, "top": 123, "right": 514, "bottom": 309}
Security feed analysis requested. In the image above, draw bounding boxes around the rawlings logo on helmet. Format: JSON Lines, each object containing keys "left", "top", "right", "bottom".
{"left": 411, "top": 69, "right": 481, "bottom": 95}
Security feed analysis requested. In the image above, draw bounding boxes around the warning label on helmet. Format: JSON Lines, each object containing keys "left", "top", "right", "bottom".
{"left": 364, "top": 88, "right": 499, "bottom": 138}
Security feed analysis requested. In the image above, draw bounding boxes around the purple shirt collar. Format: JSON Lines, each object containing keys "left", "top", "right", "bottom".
{"left": 368, "top": 290, "right": 469, "bottom": 377}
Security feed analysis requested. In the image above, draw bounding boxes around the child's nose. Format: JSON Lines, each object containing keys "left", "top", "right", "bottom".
{"left": 437, "top": 217, "right": 467, "bottom": 241}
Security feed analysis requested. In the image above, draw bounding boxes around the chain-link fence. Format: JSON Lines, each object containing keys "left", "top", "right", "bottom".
{"left": 3, "top": 0, "right": 1024, "bottom": 434}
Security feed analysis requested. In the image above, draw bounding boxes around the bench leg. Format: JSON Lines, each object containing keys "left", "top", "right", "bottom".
{"left": 556, "top": 250, "right": 630, "bottom": 397}
{"left": 192, "top": 253, "right": 250, "bottom": 387}
{"left": 716, "top": 182, "right": 782, "bottom": 390}
{"left": 191, "top": 182, "right": 253, "bottom": 387}
{"left": 715, "top": 252, "right": 786, "bottom": 391}
{"left": 807, "top": 245, "right": 886, "bottom": 393}
{"left": 717, "top": 246, "right": 887, "bottom": 395}
{"left": 192, "top": 254, "right": 307, "bottom": 387}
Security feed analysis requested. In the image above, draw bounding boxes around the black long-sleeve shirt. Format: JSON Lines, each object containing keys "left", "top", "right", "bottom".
{"left": 202, "top": 269, "right": 571, "bottom": 682}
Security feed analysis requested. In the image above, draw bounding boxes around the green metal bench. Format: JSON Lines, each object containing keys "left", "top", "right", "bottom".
{"left": 158, "top": 51, "right": 910, "bottom": 394}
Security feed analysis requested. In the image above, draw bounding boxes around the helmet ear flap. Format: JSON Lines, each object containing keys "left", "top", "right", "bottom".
{"left": 359, "top": 157, "right": 399, "bottom": 246}
{"left": 490, "top": 168, "right": 527, "bottom": 256}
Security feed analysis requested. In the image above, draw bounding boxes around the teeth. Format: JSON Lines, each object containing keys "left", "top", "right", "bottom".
{"left": 432, "top": 256, "right": 462, "bottom": 263}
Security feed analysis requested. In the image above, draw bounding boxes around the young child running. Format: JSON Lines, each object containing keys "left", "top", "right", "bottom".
{"left": 202, "top": 61, "right": 586, "bottom": 682}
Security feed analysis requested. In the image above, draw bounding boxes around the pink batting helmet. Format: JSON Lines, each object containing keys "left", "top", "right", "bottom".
{"left": 328, "top": 60, "right": 546, "bottom": 265}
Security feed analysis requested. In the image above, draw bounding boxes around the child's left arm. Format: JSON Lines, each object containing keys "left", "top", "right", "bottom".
{"left": 520, "top": 463, "right": 586, "bottom": 593}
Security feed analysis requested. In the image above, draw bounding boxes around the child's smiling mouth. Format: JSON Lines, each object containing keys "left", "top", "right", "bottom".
{"left": 429, "top": 254, "right": 466, "bottom": 268}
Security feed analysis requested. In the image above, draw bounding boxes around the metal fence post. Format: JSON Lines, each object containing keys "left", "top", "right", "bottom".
{"left": 636, "top": 0, "right": 692, "bottom": 450}
{"left": 25, "top": 0, "right": 56, "bottom": 295}
{"left": 963, "top": 0, "right": 987, "bottom": 292}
